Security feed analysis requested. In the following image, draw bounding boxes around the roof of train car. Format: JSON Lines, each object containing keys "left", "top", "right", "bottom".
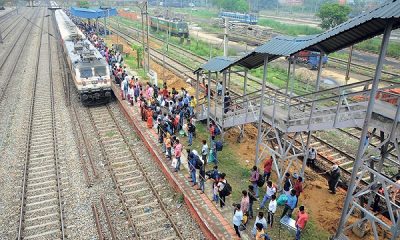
{"left": 55, "top": 10, "right": 107, "bottom": 69}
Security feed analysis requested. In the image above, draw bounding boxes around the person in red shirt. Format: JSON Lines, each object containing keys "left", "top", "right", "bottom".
{"left": 294, "top": 176, "right": 303, "bottom": 207}
{"left": 174, "top": 139, "right": 183, "bottom": 172}
{"left": 263, "top": 157, "right": 273, "bottom": 182}
{"left": 209, "top": 123, "right": 215, "bottom": 138}
{"left": 295, "top": 206, "right": 308, "bottom": 240}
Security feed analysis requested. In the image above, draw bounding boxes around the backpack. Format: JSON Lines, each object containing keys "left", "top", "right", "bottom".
{"left": 221, "top": 181, "right": 232, "bottom": 196}
{"left": 194, "top": 156, "right": 203, "bottom": 169}
{"left": 214, "top": 126, "right": 221, "bottom": 136}
{"left": 277, "top": 194, "right": 288, "bottom": 206}
{"left": 257, "top": 173, "right": 265, "bottom": 187}
{"left": 215, "top": 141, "right": 223, "bottom": 151}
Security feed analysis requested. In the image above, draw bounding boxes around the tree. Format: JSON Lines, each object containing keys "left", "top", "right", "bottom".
{"left": 77, "top": 0, "right": 90, "bottom": 8}
{"left": 317, "top": 3, "right": 351, "bottom": 30}
{"left": 213, "top": 0, "right": 249, "bottom": 12}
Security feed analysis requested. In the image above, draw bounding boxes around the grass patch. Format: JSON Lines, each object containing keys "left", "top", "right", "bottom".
{"left": 354, "top": 37, "right": 400, "bottom": 59}
{"left": 258, "top": 18, "right": 322, "bottom": 36}
{"left": 106, "top": 130, "right": 117, "bottom": 138}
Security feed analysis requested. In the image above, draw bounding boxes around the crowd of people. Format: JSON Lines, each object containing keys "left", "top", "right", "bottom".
{"left": 230, "top": 158, "right": 310, "bottom": 240}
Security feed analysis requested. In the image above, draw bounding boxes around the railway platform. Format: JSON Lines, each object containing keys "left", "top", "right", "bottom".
{"left": 111, "top": 83, "right": 237, "bottom": 239}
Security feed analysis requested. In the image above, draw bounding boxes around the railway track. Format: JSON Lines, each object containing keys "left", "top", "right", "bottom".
{"left": 17, "top": 9, "right": 65, "bottom": 239}
{"left": 86, "top": 105, "right": 184, "bottom": 239}
{"left": 0, "top": 8, "right": 40, "bottom": 104}
{"left": 91, "top": 196, "right": 118, "bottom": 240}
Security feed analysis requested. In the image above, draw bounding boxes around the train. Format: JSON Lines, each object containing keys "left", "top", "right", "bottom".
{"left": 218, "top": 11, "right": 258, "bottom": 25}
{"left": 55, "top": 9, "right": 112, "bottom": 105}
{"left": 149, "top": 16, "right": 189, "bottom": 38}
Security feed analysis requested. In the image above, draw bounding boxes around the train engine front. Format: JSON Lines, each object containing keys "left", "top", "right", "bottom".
{"left": 55, "top": 9, "right": 112, "bottom": 105}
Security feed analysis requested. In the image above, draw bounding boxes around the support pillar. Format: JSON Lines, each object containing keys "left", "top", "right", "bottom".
{"left": 255, "top": 56, "right": 269, "bottom": 165}
{"left": 207, "top": 71, "right": 211, "bottom": 129}
{"left": 195, "top": 72, "right": 199, "bottom": 103}
{"left": 300, "top": 52, "right": 324, "bottom": 178}
{"left": 333, "top": 20, "right": 393, "bottom": 240}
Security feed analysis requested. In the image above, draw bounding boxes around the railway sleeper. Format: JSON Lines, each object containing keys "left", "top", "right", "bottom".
{"left": 122, "top": 185, "right": 150, "bottom": 195}
{"left": 117, "top": 175, "right": 142, "bottom": 183}
{"left": 130, "top": 200, "right": 158, "bottom": 210}
{"left": 132, "top": 209, "right": 163, "bottom": 221}
{"left": 140, "top": 226, "right": 176, "bottom": 238}
{"left": 111, "top": 160, "right": 136, "bottom": 167}
{"left": 23, "top": 228, "right": 60, "bottom": 240}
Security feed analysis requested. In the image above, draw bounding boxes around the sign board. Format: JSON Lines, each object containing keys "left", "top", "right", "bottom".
{"left": 147, "top": 69, "right": 158, "bottom": 87}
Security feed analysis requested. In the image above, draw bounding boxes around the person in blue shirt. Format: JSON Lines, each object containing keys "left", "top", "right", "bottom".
{"left": 280, "top": 189, "right": 297, "bottom": 218}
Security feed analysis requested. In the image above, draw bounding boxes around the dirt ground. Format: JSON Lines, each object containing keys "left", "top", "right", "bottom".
{"left": 105, "top": 33, "right": 385, "bottom": 240}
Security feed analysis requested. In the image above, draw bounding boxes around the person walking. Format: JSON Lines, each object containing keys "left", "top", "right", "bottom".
{"left": 294, "top": 176, "right": 303, "bottom": 207}
{"left": 165, "top": 133, "right": 172, "bottom": 159}
{"left": 283, "top": 172, "right": 292, "bottom": 196}
{"left": 251, "top": 212, "right": 267, "bottom": 237}
{"left": 267, "top": 194, "right": 277, "bottom": 228}
{"left": 232, "top": 204, "right": 243, "bottom": 238}
{"left": 201, "top": 140, "right": 208, "bottom": 163}
{"left": 240, "top": 190, "right": 250, "bottom": 216}
{"left": 248, "top": 185, "right": 257, "bottom": 219}
{"left": 174, "top": 139, "right": 182, "bottom": 172}
{"left": 328, "top": 165, "right": 341, "bottom": 194}
{"left": 263, "top": 156, "right": 273, "bottom": 182}
{"left": 188, "top": 153, "right": 197, "bottom": 186}
{"left": 187, "top": 120, "right": 195, "bottom": 146}
{"left": 249, "top": 166, "right": 260, "bottom": 198}
{"left": 218, "top": 173, "right": 227, "bottom": 208}
{"left": 259, "top": 181, "right": 276, "bottom": 209}
{"left": 295, "top": 206, "right": 309, "bottom": 240}
{"left": 198, "top": 165, "right": 206, "bottom": 193}
{"left": 281, "top": 189, "right": 297, "bottom": 218}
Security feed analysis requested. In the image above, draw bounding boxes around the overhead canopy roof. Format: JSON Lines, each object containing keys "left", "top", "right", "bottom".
{"left": 220, "top": 0, "right": 400, "bottom": 71}
{"left": 194, "top": 56, "right": 237, "bottom": 73}
{"left": 70, "top": 7, "right": 118, "bottom": 19}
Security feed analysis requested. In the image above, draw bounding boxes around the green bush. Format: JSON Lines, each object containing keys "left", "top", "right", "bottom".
{"left": 258, "top": 18, "right": 322, "bottom": 36}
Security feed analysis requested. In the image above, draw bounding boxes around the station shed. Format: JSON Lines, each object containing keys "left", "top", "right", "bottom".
{"left": 196, "top": 0, "right": 400, "bottom": 239}
{"left": 70, "top": 7, "right": 118, "bottom": 35}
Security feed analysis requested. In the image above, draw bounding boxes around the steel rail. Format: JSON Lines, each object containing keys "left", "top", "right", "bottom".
{"left": 92, "top": 203, "right": 105, "bottom": 240}
{"left": 106, "top": 105, "right": 185, "bottom": 240}
{"left": 17, "top": 8, "right": 45, "bottom": 239}
{"left": 85, "top": 107, "right": 138, "bottom": 240}
{"left": 17, "top": 8, "right": 65, "bottom": 239}
{"left": 0, "top": 9, "right": 39, "bottom": 104}
{"left": 100, "top": 196, "right": 117, "bottom": 240}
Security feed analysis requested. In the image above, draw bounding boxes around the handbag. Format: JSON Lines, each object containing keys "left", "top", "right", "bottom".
{"left": 171, "top": 158, "right": 177, "bottom": 168}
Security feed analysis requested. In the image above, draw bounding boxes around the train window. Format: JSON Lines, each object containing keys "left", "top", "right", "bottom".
{"left": 94, "top": 66, "right": 107, "bottom": 77}
{"left": 80, "top": 68, "right": 93, "bottom": 78}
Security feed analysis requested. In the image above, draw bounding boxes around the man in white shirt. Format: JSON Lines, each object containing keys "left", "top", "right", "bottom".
{"left": 308, "top": 148, "right": 317, "bottom": 168}
{"left": 268, "top": 194, "right": 277, "bottom": 227}
{"left": 201, "top": 140, "right": 208, "bottom": 163}
{"left": 259, "top": 181, "right": 276, "bottom": 209}
{"left": 232, "top": 204, "right": 243, "bottom": 238}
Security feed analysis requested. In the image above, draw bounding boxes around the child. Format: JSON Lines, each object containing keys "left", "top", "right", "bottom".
{"left": 213, "top": 181, "right": 219, "bottom": 203}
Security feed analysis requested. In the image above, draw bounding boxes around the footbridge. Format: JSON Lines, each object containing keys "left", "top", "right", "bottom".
{"left": 194, "top": 1, "right": 400, "bottom": 239}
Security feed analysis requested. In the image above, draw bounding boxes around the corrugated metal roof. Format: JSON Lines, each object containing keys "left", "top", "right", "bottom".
{"left": 222, "top": 0, "right": 400, "bottom": 71}
{"left": 194, "top": 56, "right": 237, "bottom": 73}
{"left": 70, "top": 7, "right": 118, "bottom": 19}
